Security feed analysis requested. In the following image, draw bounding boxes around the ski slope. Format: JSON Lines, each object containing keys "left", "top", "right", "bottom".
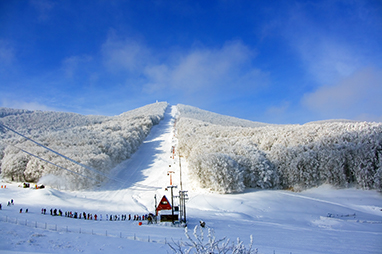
{"left": 0, "top": 105, "right": 382, "bottom": 253}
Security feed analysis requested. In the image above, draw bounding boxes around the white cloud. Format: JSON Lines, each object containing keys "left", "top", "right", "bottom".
{"left": 62, "top": 55, "right": 92, "bottom": 78}
{"left": 143, "top": 41, "right": 266, "bottom": 100}
{"left": 274, "top": 0, "right": 382, "bottom": 89}
{"left": 101, "top": 36, "right": 268, "bottom": 105}
{"left": 101, "top": 34, "right": 152, "bottom": 73}
{"left": 29, "top": 0, "right": 55, "bottom": 21}
{"left": 296, "top": 37, "right": 360, "bottom": 85}
{"left": 302, "top": 67, "right": 382, "bottom": 121}
{"left": 266, "top": 101, "right": 290, "bottom": 116}
{"left": 0, "top": 40, "right": 15, "bottom": 67}
{"left": 1, "top": 99, "right": 56, "bottom": 111}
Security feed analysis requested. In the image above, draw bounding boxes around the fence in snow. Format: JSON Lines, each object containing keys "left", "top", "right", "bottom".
{"left": 0, "top": 215, "right": 180, "bottom": 245}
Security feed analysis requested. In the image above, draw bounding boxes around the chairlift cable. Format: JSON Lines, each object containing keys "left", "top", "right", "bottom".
{"left": 0, "top": 123, "right": 122, "bottom": 183}
{"left": 4, "top": 142, "right": 101, "bottom": 183}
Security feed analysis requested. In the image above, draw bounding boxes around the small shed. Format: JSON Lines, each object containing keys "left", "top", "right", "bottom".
{"left": 156, "top": 195, "right": 179, "bottom": 222}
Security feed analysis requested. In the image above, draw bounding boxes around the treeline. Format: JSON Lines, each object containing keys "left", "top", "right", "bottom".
{"left": 0, "top": 102, "right": 168, "bottom": 189}
{"left": 176, "top": 106, "right": 382, "bottom": 193}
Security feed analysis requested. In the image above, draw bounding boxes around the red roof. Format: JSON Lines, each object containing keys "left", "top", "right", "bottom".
{"left": 156, "top": 195, "right": 172, "bottom": 215}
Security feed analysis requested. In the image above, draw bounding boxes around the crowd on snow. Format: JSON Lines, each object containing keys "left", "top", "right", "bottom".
{"left": 1, "top": 198, "right": 155, "bottom": 223}
{"left": 42, "top": 208, "right": 155, "bottom": 223}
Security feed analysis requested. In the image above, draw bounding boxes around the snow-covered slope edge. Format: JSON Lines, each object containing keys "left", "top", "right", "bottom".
{"left": 0, "top": 102, "right": 168, "bottom": 190}
{"left": 176, "top": 104, "right": 271, "bottom": 127}
{"left": 176, "top": 105, "right": 382, "bottom": 193}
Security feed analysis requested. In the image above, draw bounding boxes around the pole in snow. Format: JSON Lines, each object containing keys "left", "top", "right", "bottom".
{"left": 167, "top": 185, "right": 177, "bottom": 225}
{"left": 179, "top": 155, "right": 183, "bottom": 191}
{"left": 167, "top": 171, "right": 175, "bottom": 185}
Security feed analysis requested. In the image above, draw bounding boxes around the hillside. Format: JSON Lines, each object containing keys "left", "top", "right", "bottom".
{"left": 0, "top": 102, "right": 168, "bottom": 189}
{"left": 1, "top": 103, "right": 381, "bottom": 194}
{"left": 176, "top": 104, "right": 270, "bottom": 127}
{"left": 176, "top": 105, "right": 382, "bottom": 193}
{"left": 0, "top": 104, "right": 381, "bottom": 254}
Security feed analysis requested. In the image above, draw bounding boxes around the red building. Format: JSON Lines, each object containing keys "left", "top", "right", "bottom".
{"left": 156, "top": 195, "right": 179, "bottom": 222}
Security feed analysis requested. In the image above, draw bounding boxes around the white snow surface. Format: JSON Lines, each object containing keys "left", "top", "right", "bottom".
{"left": 0, "top": 106, "right": 381, "bottom": 253}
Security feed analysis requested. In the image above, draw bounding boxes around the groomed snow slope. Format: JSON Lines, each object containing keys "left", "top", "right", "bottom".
{"left": 0, "top": 105, "right": 381, "bottom": 253}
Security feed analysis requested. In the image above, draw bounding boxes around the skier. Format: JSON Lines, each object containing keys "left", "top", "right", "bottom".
{"left": 20, "top": 208, "right": 22, "bottom": 213}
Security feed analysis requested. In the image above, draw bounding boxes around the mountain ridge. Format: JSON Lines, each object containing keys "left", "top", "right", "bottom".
{"left": 1, "top": 102, "right": 381, "bottom": 193}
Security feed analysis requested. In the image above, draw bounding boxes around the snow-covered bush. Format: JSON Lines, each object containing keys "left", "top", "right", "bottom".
{"left": 0, "top": 102, "right": 168, "bottom": 189}
{"left": 189, "top": 153, "right": 245, "bottom": 193}
{"left": 176, "top": 105, "right": 382, "bottom": 192}
{"left": 167, "top": 225, "right": 257, "bottom": 254}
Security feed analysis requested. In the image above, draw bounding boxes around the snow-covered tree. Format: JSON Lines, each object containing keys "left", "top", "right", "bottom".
{"left": 176, "top": 105, "right": 382, "bottom": 192}
{"left": 0, "top": 102, "right": 168, "bottom": 189}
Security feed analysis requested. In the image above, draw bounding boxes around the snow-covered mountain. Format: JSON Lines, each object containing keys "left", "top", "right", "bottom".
{"left": 176, "top": 105, "right": 382, "bottom": 193}
{"left": 1, "top": 102, "right": 381, "bottom": 193}
{"left": 0, "top": 104, "right": 381, "bottom": 254}
{"left": 0, "top": 102, "right": 168, "bottom": 189}
{"left": 176, "top": 104, "right": 270, "bottom": 127}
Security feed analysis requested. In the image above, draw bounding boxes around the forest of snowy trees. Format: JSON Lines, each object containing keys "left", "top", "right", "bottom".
{"left": 176, "top": 105, "right": 382, "bottom": 193}
{"left": 0, "top": 102, "right": 168, "bottom": 189}
{"left": 1, "top": 102, "right": 381, "bottom": 193}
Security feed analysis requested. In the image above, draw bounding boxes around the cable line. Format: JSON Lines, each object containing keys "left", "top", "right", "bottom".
{"left": 6, "top": 142, "right": 101, "bottom": 183}
{"left": 0, "top": 123, "right": 122, "bottom": 183}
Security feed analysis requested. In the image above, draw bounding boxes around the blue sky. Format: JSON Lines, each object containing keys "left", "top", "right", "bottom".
{"left": 0, "top": 0, "right": 381, "bottom": 124}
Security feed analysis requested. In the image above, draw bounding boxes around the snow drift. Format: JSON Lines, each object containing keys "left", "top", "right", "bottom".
{"left": 0, "top": 102, "right": 168, "bottom": 189}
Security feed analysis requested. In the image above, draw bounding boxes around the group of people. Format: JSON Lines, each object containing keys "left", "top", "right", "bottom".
{"left": 0, "top": 199, "right": 28, "bottom": 213}
{"left": 42, "top": 207, "right": 154, "bottom": 223}
{"left": 1, "top": 199, "right": 157, "bottom": 224}
{"left": 7, "top": 199, "right": 14, "bottom": 206}
{"left": 0, "top": 199, "right": 14, "bottom": 210}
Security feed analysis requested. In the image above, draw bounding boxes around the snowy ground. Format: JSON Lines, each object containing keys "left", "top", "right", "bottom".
{"left": 0, "top": 106, "right": 381, "bottom": 253}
